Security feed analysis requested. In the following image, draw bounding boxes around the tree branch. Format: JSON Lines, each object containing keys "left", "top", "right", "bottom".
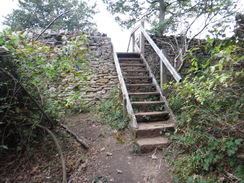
{"left": 59, "top": 122, "right": 89, "bottom": 150}
{"left": 36, "top": 124, "right": 67, "bottom": 183}
{"left": 35, "top": 11, "right": 71, "bottom": 41}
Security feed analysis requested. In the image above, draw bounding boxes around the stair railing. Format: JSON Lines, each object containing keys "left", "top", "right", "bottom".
{"left": 127, "top": 21, "right": 182, "bottom": 85}
{"left": 112, "top": 47, "right": 138, "bottom": 129}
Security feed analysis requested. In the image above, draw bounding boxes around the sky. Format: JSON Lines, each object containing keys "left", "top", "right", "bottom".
{"left": 0, "top": 0, "right": 243, "bottom": 50}
{"left": 0, "top": 0, "right": 131, "bottom": 52}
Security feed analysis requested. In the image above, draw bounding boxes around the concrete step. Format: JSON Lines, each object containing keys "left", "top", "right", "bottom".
{"left": 136, "top": 121, "right": 175, "bottom": 138}
{"left": 136, "top": 137, "right": 170, "bottom": 153}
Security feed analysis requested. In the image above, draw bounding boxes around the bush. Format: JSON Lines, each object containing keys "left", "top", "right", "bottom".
{"left": 0, "top": 30, "right": 91, "bottom": 152}
{"left": 168, "top": 38, "right": 244, "bottom": 182}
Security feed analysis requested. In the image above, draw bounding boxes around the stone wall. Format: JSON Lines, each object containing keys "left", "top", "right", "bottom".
{"left": 85, "top": 32, "right": 118, "bottom": 103}
{"left": 144, "top": 35, "right": 202, "bottom": 81}
{"left": 25, "top": 30, "right": 118, "bottom": 105}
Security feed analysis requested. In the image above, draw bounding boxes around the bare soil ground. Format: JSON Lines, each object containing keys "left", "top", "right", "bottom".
{"left": 0, "top": 113, "right": 173, "bottom": 183}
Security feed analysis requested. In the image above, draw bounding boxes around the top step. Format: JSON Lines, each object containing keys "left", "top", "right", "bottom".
{"left": 117, "top": 52, "right": 140, "bottom": 58}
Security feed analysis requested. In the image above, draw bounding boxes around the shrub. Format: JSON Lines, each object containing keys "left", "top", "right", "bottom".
{"left": 0, "top": 30, "right": 91, "bottom": 152}
{"left": 168, "top": 37, "right": 244, "bottom": 182}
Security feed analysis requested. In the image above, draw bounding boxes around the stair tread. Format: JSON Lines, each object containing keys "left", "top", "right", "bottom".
{"left": 138, "top": 121, "right": 175, "bottom": 130}
{"left": 119, "top": 58, "right": 142, "bottom": 61}
{"left": 120, "top": 63, "right": 145, "bottom": 66}
{"left": 117, "top": 52, "right": 140, "bottom": 58}
{"left": 123, "top": 69, "right": 148, "bottom": 72}
{"left": 135, "top": 111, "right": 168, "bottom": 116}
{"left": 131, "top": 101, "right": 163, "bottom": 105}
{"left": 129, "top": 92, "right": 160, "bottom": 95}
{"left": 136, "top": 137, "right": 169, "bottom": 146}
{"left": 125, "top": 76, "right": 152, "bottom": 79}
{"left": 127, "top": 83, "right": 154, "bottom": 86}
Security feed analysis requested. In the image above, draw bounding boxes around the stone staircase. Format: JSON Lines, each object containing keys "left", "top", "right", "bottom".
{"left": 116, "top": 52, "right": 176, "bottom": 153}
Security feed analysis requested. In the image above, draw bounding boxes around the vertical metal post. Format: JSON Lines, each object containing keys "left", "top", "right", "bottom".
{"left": 132, "top": 33, "right": 135, "bottom": 52}
{"left": 160, "top": 49, "right": 167, "bottom": 92}
{"left": 140, "top": 21, "right": 145, "bottom": 56}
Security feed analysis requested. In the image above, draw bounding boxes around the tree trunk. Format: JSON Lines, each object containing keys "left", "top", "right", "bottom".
{"left": 158, "top": 0, "right": 166, "bottom": 23}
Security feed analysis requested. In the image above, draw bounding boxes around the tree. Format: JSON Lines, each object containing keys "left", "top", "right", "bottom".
{"left": 103, "top": 0, "right": 241, "bottom": 70}
{"left": 3, "top": 0, "right": 97, "bottom": 31}
{"left": 104, "top": 0, "right": 240, "bottom": 35}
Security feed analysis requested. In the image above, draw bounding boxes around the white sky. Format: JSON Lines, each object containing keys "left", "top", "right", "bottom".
{"left": 0, "top": 0, "right": 131, "bottom": 52}
{"left": 0, "top": 0, "right": 243, "bottom": 50}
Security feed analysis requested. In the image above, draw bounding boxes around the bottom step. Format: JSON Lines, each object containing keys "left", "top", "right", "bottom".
{"left": 136, "top": 137, "right": 170, "bottom": 153}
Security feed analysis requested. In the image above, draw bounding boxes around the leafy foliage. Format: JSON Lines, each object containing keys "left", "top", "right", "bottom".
{"left": 167, "top": 37, "right": 244, "bottom": 182}
{"left": 103, "top": 0, "right": 240, "bottom": 36}
{"left": 3, "top": 0, "right": 97, "bottom": 31}
{"left": 0, "top": 30, "right": 91, "bottom": 152}
{"left": 96, "top": 86, "right": 129, "bottom": 131}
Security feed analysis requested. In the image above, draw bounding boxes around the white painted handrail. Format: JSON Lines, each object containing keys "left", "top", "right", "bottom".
{"left": 127, "top": 22, "right": 182, "bottom": 82}
{"left": 113, "top": 46, "right": 138, "bottom": 129}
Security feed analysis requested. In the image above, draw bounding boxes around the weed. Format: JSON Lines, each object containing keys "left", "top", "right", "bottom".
{"left": 166, "top": 38, "right": 244, "bottom": 182}
{"left": 96, "top": 86, "right": 129, "bottom": 131}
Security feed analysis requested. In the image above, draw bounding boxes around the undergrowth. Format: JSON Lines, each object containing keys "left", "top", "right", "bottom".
{"left": 0, "top": 30, "right": 92, "bottom": 153}
{"left": 166, "top": 37, "right": 244, "bottom": 182}
{"left": 96, "top": 86, "right": 129, "bottom": 131}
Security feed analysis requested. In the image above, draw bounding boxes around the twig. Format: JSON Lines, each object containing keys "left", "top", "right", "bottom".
{"left": 36, "top": 124, "right": 67, "bottom": 183}
{"left": 224, "top": 170, "right": 241, "bottom": 182}
{"left": 35, "top": 11, "right": 71, "bottom": 41}
{"left": 59, "top": 122, "right": 89, "bottom": 150}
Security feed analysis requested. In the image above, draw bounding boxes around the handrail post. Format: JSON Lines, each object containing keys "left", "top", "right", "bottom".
{"left": 123, "top": 95, "right": 127, "bottom": 118}
{"left": 140, "top": 21, "right": 145, "bottom": 56}
{"left": 132, "top": 33, "right": 135, "bottom": 52}
{"left": 160, "top": 49, "right": 167, "bottom": 92}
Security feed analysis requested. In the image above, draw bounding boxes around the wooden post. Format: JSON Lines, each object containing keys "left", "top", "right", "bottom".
{"left": 132, "top": 33, "right": 135, "bottom": 52}
{"left": 140, "top": 21, "right": 145, "bottom": 56}
{"left": 123, "top": 96, "right": 127, "bottom": 118}
{"left": 160, "top": 49, "right": 167, "bottom": 92}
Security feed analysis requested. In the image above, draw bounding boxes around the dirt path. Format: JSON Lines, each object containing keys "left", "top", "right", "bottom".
{"left": 67, "top": 113, "right": 173, "bottom": 183}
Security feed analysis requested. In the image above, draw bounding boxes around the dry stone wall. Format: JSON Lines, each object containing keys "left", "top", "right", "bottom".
{"left": 144, "top": 35, "right": 182, "bottom": 82}
{"left": 85, "top": 32, "right": 118, "bottom": 103}
{"left": 25, "top": 30, "right": 118, "bottom": 105}
{"left": 144, "top": 35, "right": 203, "bottom": 81}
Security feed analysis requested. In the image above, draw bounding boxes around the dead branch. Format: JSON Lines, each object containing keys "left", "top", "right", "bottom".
{"left": 35, "top": 11, "right": 71, "bottom": 41}
{"left": 224, "top": 170, "right": 242, "bottom": 182}
{"left": 59, "top": 122, "right": 89, "bottom": 150}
